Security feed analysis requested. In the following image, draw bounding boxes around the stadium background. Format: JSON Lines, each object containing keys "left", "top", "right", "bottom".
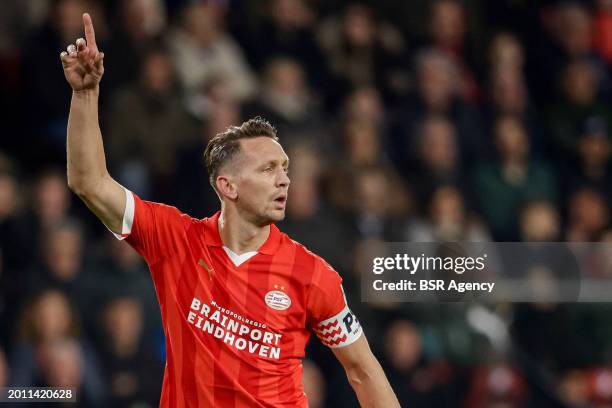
{"left": 1, "top": 0, "right": 612, "bottom": 406}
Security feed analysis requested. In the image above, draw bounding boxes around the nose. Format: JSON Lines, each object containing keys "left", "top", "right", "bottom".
{"left": 277, "top": 169, "right": 290, "bottom": 188}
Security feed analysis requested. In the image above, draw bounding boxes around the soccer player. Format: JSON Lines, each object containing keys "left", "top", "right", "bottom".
{"left": 60, "top": 13, "right": 399, "bottom": 407}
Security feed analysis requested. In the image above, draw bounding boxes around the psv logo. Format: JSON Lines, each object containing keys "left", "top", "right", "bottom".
{"left": 264, "top": 290, "right": 292, "bottom": 311}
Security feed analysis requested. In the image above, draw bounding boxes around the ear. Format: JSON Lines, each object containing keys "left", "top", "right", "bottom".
{"left": 216, "top": 175, "right": 238, "bottom": 200}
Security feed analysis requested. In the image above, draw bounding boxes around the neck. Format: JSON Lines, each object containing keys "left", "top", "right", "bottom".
{"left": 218, "top": 205, "right": 271, "bottom": 254}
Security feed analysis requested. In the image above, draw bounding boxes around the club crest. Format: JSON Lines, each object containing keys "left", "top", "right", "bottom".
{"left": 264, "top": 290, "right": 292, "bottom": 311}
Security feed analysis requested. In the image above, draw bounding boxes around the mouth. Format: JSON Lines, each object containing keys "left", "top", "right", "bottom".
{"left": 273, "top": 194, "right": 287, "bottom": 208}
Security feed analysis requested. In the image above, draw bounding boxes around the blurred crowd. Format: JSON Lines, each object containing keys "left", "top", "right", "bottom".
{"left": 1, "top": 0, "right": 612, "bottom": 406}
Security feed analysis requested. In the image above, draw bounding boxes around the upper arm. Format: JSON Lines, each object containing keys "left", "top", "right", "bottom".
{"left": 331, "top": 335, "right": 375, "bottom": 372}
{"left": 73, "top": 174, "right": 127, "bottom": 235}
{"left": 76, "top": 180, "right": 189, "bottom": 265}
{"left": 308, "top": 258, "right": 363, "bottom": 348}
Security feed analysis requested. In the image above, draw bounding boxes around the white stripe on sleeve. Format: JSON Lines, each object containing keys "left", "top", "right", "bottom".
{"left": 107, "top": 187, "right": 135, "bottom": 240}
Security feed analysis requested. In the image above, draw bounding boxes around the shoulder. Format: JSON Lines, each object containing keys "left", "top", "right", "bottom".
{"left": 216, "top": 34, "right": 245, "bottom": 54}
{"left": 135, "top": 194, "right": 202, "bottom": 227}
{"left": 278, "top": 232, "right": 340, "bottom": 281}
{"left": 278, "top": 232, "right": 322, "bottom": 262}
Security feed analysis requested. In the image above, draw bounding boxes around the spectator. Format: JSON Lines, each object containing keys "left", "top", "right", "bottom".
{"left": 486, "top": 65, "right": 549, "bottom": 157}
{"left": 9, "top": 289, "right": 105, "bottom": 404}
{"left": 21, "top": 0, "right": 102, "bottom": 160}
{"left": 342, "top": 120, "right": 388, "bottom": 168}
{"left": 338, "top": 86, "right": 388, "bottom": 162}
{"left": 38, "top": 339, "right": 106, "bottom": 407}
{"left": 555, "top": 2, "right": 595, "bottom": 60}
{"left": 465, "top": 363, "right": 528, "bottom": 407}
{"left": 519, "top": 200, "right": 561, "bottom": 242}
{"left": 565, "top": 117, "right": 612, "bottom": 201}
{"left": 91, "top": 236, "right": 160, "bottom": 334}
{"left": 516, "top": 201, "right": 582, "bottom": 307}
{"left": 472, "top": 115, "right": 558, "bottom": 240}
{"left": 0, "top": 1, "right": 38, "bottom": 57}
{"left": 391, "top": 49, "right": 483, "bottom": 167}
{"left": 102, "top": 0, "right": 167, "bottom": 90}
{"left": 380, "top": 319, "right": 456, "bottom": 406}
{"left": 586, "top": 367, "right": 612, "bottom": 406}
{"left": 488, "top": 66, "right": 528, "bottom": 119}
{"left": 488, "top": 32, "right": 525, "bottom": 73}
{"left": 171, "top": 85, "right": 240, "bottom": 218}
{"left": 485, "top": 33, "right": 546, "bottom": 155}
{"left": 317, "top": 3, "right": 407, "bottom": 104}
{"left": 168, "top": 1, "right": 257, "bottom": 104}
{"left": 559, "top": 370, "right": 589, "bottom": 407}
{"left": 27, "top": 219, "right": 100, "bottom": 317}
{"left": 408, "top": 116, "right": 464, "bottom": 201}
{"left": 99, "top": 296, "right": 162, "bottom": 407}
{"left": 551, "top": 0, "right": 610, "bottom": 86}
{"left": 33, "top": 219, "right": 83, "bottom": 285}
{"left": 533, "top": 1, "right": 609, "bottom": 104}
{"left": 20, "top": 168, "right": 72, "bottom": 257}
{"left": 105, "top": 45, "right": 197, "bottom": 199}
{"left": 243, "top": 57, "right": 322, "bottom": 135}
{"left": 405, "top": 185, "right": 490, "bottom": 242}
{"left": 425, "top": 0, "right": 479, "bottom": 102}
{"left": 352, "top": 166, "right": 410, "bottom": 240}
{"left": 341, "top": 86, "right": 386, "bottom": 127}
{"left": 566, "top": 188, "right": 610, "bottom": 241}
{"left": 547, "top": 59, "right": 612, "bottom": 158}
{"left": 240, "top": 0, "right": 328, "bottom": 90}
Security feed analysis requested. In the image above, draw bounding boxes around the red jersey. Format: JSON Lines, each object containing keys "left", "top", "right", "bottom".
{"left": 111, "top": 190, "right": 363, "bottom": 407}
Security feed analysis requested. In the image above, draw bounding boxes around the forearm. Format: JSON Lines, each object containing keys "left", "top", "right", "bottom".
{"left": 347, "top": 358, "right": 399, "bottom": 408}
{"left": 66, "top": 86, "right": 109, "bottom": 193}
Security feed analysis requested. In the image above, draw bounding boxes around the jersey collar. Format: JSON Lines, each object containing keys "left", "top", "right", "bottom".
{"left": 204, "top": 211, "right": 281, "bottom": 255}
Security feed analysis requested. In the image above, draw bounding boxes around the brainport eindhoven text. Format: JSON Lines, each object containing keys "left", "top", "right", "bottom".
{"left": 373, "top": 279, "right": 495, "bottom": 293}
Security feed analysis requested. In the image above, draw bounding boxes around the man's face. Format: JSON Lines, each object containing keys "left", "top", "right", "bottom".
{"left": 226, "top": 137, "right": 290, "bottom": 225}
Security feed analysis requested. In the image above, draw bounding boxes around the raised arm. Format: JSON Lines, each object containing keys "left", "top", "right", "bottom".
{"left": 332, "top": 335, "right": 400, "bottom": 408}
{"left": 60, "top": 13, "right": 126, "bottom": 234}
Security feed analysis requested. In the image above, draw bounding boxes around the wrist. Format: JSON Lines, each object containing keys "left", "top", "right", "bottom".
{"left": 72, "top": 86, "right": 100, "bottom": 98}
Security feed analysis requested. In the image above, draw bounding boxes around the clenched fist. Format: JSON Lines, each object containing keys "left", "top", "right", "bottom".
{"left": 60, "top": 13, "right": 104, "bottom": 91}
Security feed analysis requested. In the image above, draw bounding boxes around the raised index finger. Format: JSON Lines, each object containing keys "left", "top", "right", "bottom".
{"left": 83, "top": 13, "right": 98, "bottom": 51}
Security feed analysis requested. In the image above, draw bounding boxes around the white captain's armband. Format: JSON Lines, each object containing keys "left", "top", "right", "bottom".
{"left": 313, "top": 305, "right": 362, "bottom": 348}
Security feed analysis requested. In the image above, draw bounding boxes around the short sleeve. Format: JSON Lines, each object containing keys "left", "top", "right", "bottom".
{"left": 307, "top": 259, "right": 362, "bottom": 348}
{"left": 107, "top": 188, "right": 189, "bottom": 264}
